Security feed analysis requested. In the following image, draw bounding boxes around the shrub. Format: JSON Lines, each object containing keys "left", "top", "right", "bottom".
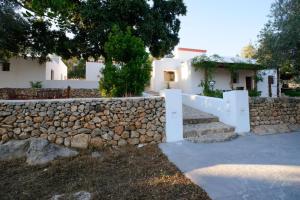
{"left": 203, "top": 89, "right": 223, "bottom": 98}
{"left": 30, "top": 81, "right": 42, "bottom": 88}
{"left": 248, "top": 89, "right": 261, "bottom": 97}
{"left": 100, "top": 27, "right": 151, "bottom": 97}
{"left": 283, "top": 90, "right": 300, "bottom": 97}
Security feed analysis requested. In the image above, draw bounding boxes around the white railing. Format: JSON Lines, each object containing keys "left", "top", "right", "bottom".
{"left": 182, "top": 91, "right": 250, "bottom": 133}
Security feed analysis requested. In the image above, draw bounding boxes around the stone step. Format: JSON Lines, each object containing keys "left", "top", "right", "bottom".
{"left": 185, "top": 132, "right": 238, "bottom": 143}
{"left": 183, "top": 122, "right": 235, "bottom": 138}
{"left": 183, "top": 122, "right": 237, "bottom": 143}
{"left": 183, "top": 117, "right": 219, "bottom": 125}
{"left": 182, "top": 105, "right": 219, "bottom": 125}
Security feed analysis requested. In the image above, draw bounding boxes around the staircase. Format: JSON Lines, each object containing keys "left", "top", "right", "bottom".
{"left": 183, "top": 105, "right": 237, "bottom": 143}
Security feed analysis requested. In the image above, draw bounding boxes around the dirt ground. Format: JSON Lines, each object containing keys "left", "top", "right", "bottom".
{"left": 0, "top": 144, "right": 211, "bottom": 200}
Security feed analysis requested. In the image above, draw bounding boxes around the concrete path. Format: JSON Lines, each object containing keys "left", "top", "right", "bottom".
{"left": 159, "top": 133, "right": 300, "bottom": 200}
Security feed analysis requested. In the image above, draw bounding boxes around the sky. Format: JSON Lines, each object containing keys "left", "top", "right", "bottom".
{"left": 176, "top": 0, "right": 274, "bottom": 57}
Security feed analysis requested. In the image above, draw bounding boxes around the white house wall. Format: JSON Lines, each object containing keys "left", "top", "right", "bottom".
{"left": 174, "top": 50, "right": 205, "bottom": 61}
{"left": 150, "top": 58, "right": 181, "bottom": 92}
{"left": 0, "top": 57, "right": 46, "bottom": 88}
{"left": 86, "top": 62, "right": 104, "bottom": 81}
{"left": 257, "top": 69, "right": 278, "bottom": 97}
{"left": 45, "top": 56, "right": 68, "bottom": 80}
{"left": 212, "top": 68, "right": 232, "bottom": 91}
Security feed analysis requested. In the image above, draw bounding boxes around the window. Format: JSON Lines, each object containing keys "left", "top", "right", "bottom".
{"left": 232, "top": 72, "right": 239, "bottom": 84}
{"left": 51, "top": 70, "right": 54, "bottom": 80}
{"left": 1, "top": 62, "right": 10, "bottom": 71}
{"left": 164, "top": 71, "right": 175, "bottom": 82}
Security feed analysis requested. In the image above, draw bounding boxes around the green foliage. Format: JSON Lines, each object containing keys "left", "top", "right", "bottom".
{"left": 283, "top": 90, "right": 300, "bottom": 97}
{"left": 0, "top": 0, "right": 29, "bottom": 61}
{"left": 202, "top": 88, "right": 223, "bottom": 98}
{"left": 1, "top": 0, "right": 186, "bottom": 61}
{"left": 192, "top": 54, "right": 264, "bottom": 72}
{"left": 67, "top": 59, "right": 86, "bottom": 79}
{"left": 256, "top": 0, "right": 300, "bottom": 77}
{"left": 241, "top": 43, "right": 256, "bottom": 59}
{"left": 248, "top": 89, "right": 261, "bottom": 97}
{"left": 30, "top": 81, "right": 42, "bottom": 88}
{"left": 100, "top": 27, "right": 152, "bottom": 97}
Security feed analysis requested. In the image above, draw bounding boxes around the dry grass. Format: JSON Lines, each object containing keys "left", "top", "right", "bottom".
{"left": 0, "top": 145, "right": 211, "bottom": 200}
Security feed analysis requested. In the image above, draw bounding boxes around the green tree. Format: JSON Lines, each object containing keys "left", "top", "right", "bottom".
{"left": 100, "top": 27, "right": 151, "bottom": 97}
{"left": 67, "top": 58, "right": 86, "bottom": 79}
{"left": 2, "top": 0, "right": 186, "bottom": 61}
{"left": 0, "top": 0, "right": 29, "bottom": 60}
{"left": 241, "top": 43, "right": 256, "bottom": 59}
{"left": 256, "top": 0, "right": 300, "bottom": 77}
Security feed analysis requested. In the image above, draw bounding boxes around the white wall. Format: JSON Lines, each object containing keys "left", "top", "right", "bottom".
{"left": 182, "top": 91, "right": 250, "bottom": 133}
{"left": 44, "top": 80, "right": 98, "bottom": 89}
{"left": 257, "top": 69, "right": 278, "bottom": 97}
{"left": 150, "top": 58, "right": 181, "bottom": 92}
{"left": 179, "top": 60, "right": 204, "bottom": 94}
{"left": 86, "top": 62, "right": 104, "bottom": 81}
{"left": 160, "top": 89, "right": 183, "bottom": 142}
{"left": 45, "top": 56, "right": 68, "bottom": 80}
{"left": 174, "top": 49, "right": 206, "bottom": 61}
{"left": 0, "top": 57, "right": 46, "bottom": 88}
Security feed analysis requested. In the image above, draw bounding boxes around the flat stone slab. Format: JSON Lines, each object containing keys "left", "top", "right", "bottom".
{"left": 160, "top": 133, "right": 300, "bottom": 200}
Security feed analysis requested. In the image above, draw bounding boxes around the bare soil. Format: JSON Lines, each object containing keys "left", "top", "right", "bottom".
{"left": 0, "top": 145, "right": 211, "bottom": 200}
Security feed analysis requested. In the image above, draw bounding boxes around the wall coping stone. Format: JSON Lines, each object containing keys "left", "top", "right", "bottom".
{"left": 0, "top": 96, "right": 163, "bottom": 104}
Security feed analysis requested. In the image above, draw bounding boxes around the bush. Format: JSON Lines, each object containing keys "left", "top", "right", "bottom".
{"left": 100, "top": 27, "right": 151, "bottom": 97}
{"left": 283, "top": 90, "right": 300, "bottom": 97}
{"left": 248, "top": 89, "right": 261, "bottom": 97}
{"left": 30, "top": 81, "right": 42, "bottom": 88}
{"left": 203, "top": 89, "right": 223, "bottom": 98}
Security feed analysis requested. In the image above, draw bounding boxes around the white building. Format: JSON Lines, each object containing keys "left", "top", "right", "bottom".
{"left": 0, "top": 55, "right": 68, "bottom": 88}
{"left": 85, "top": 61, "right": 105, "bottom": 81}
{"left": 149, "top": 48, "right": 278, "bottom": 97}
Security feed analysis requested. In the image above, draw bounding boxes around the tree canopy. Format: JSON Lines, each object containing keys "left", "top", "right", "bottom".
{"left": 241, "top": 43, "right": 256, "bottom": 59}
{"left": 256, "top": 0, "right": 300, "bottom": 79}
{"left": 0, "top": 0, "right": 186, "bottom": 61}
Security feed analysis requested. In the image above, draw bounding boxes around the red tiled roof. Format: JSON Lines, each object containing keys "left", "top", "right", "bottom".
{"left": 178, "top": 47, "right": 207, "bottom": 53}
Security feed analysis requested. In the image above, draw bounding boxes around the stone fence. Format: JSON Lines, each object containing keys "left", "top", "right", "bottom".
{"left": 249, "top": 97, "right": 300, "bottom": 134}
{"left": 0, "top": 97, "right": 165, "bottom": 149}
{"left": 0, "top": 88, "right": 101, "bottom": 100}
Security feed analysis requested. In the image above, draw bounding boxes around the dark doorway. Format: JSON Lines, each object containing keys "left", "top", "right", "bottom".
{"left": 268, "top": 76, "right": 274, "bottom": 97}
{"left": 246, "top": 77, "right": 252, "bottom": 90}
{"left": 51, "top": 70, "right": 54, "bottom": 80}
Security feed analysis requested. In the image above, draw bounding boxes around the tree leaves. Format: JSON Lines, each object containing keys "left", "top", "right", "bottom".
{"left": 1, "top": 0, "right": 186, "bottom": 61}
{"left": 256, "top": 0, "right": 300, "bottom": 77}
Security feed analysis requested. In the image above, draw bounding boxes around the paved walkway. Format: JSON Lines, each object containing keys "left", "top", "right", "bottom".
{"left": 160, "top": 133, "right": 300, "bottom": 200}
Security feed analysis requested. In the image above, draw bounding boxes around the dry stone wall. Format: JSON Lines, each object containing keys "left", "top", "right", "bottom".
{"left": 249, "top": 97, "right": 300, "bottom": 134}
{"left": 0, "top": 97, "right": 165, "bottom": 149}
{"left": 0, "top": 88, "right": 100, "bottom": 99}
